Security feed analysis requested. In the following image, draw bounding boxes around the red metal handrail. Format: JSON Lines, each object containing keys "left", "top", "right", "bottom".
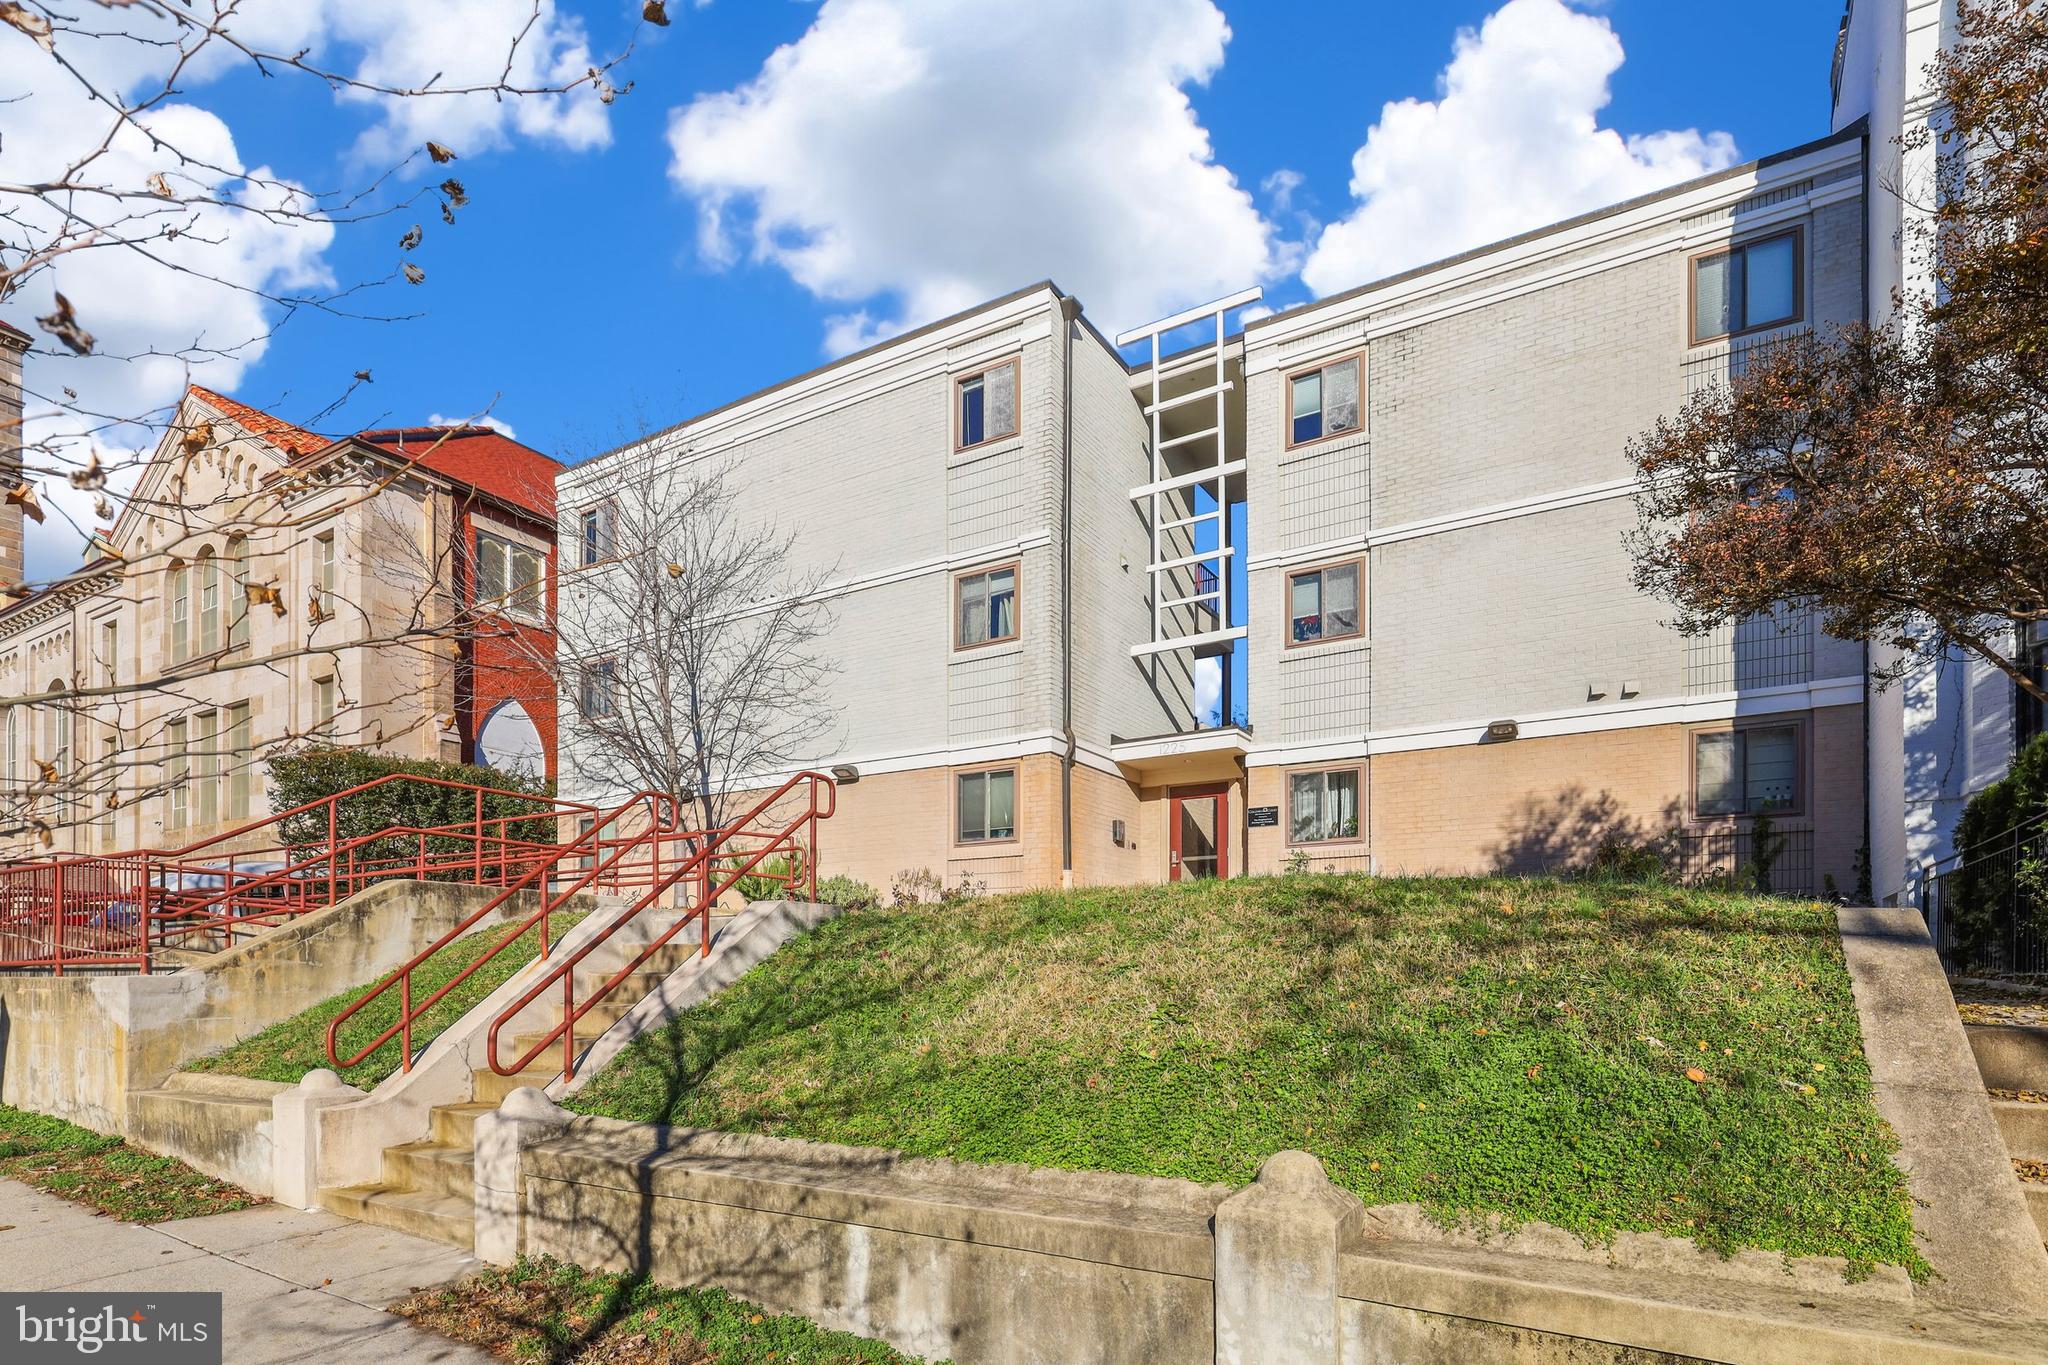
{"left": 0, "top": 772, "right": 601, "bottom": 975}
{"left": 323, "top": 790, "right": 689, "bottom": 1073}
{"left": 484, "top": 771, "right": 834, "bottom": 1084}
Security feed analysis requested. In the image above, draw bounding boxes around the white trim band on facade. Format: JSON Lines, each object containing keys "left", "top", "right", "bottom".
{"left": 1247, "top": 674, "right": 1868, "bottom": 768}
{"left": 1244, "top": 135, "right": 1861, "bottom": 359}
{"left": 564, "top": 675, "right": 1867, "bottom": 811}
{"left": 1246, "top": 476, "right": 1643, "bottom": 572}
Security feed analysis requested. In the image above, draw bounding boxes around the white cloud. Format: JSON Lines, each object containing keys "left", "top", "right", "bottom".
{"left": 2, "top": 2, "right": 612, "bottom": 578}
{"left": 428, "top": 412, "right": 519, "bottom": 439}
{"left": 1261, "top": 169, "right": 1305, "bottom": 214}
{"left": 666, "top": 0, "right": 1284, "bottom": 349}
{"left": 1300, "top": 0, "right": 1739, "bottom": 297}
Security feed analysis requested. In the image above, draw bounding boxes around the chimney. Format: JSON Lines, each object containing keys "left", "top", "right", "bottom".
{"left": 0, "top": 321, "right": 25, "bottom": 589}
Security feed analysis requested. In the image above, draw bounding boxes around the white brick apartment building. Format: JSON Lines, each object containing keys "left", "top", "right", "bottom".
{"left": 556, "top": 119, "right": 1878, "bottom": 900}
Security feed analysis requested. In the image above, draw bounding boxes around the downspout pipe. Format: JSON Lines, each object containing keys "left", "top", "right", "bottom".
{"left": 1858, "top": 121, "right": 1874, "bottom": 905}
{"left": 1060, "top": 294, "right": 1082, "bottom": 890}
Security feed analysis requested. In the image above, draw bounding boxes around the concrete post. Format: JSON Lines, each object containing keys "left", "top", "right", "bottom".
{"left": 1213, "top": 1150, "right": 1363, "bottom": 1365}
{"left": 473, "top": 1086, "right": 573, "bottom": 1266}
{"left": 271, "top": 1069, "right": 365, "bottom": 1211}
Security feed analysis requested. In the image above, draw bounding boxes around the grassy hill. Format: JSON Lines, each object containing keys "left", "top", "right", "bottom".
{"left": 567, "top": 875, "right": 1923, "bottom": 1277}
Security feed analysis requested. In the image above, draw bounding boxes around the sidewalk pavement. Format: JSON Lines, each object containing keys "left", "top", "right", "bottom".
{"left": 0, "top": 1179, "right": 494, "bottom": 1363}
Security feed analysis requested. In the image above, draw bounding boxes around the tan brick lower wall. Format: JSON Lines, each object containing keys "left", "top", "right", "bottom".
{"left": 1246, "top": 704, "right": 1866, "bottom": 894}
{"left": 812, "top": 758, "right": 1244, "bottom": 894}
{"left": 811, "top": 755, "right": 1063, "bottom": 897}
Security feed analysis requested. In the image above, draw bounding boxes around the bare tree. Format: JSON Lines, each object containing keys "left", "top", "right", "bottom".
{"left": 0, "top": 3, "right": 662, "bottom": 849}
{"left": 548, "top": 446, "right": 838, "bottom": 838}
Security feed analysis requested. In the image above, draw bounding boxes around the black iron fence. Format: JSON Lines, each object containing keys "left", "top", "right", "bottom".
{"left": 1920, "top": 819, "right": 2048, "bottom": 976}
{"left": 1666, "top": 823, "right": 1818, "bottom": 898}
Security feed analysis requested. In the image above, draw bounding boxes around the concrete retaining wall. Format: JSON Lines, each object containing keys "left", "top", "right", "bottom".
{"left": 511, "top": 1120, "right": 2047, "bottom": 1365}
{"left": 0, "top": 881, "right": 547, "bottom": 1133}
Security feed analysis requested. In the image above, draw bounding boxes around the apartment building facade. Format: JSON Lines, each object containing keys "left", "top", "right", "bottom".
{"left": 557, "top": 123, "right": 1873, "bottom": 898}
{"left": 0, "top": 381, "right": 562, "bottom": 856}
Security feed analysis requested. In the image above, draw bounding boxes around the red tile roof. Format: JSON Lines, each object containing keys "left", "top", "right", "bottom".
{"left": 0, "top": 318, "right": 28, "bottom": 344}
{"left": 188, "top": 384, "right": 332, "bottom": 457}
{"left": 355, "top": 426, "right": 560, "bottom": 520}
{"left": 179, "top": 386, "right": 558, "bottom": 520}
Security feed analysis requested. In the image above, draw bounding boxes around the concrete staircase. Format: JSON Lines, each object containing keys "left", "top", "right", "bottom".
{"left": 1964, "top": 1015, "right": 2048, "bottom": 1245}
{"left": 316, "top": 932, "right": 715, "bottom": 1249}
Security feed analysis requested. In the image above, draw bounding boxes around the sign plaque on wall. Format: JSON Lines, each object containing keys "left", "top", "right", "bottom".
{"left": 1247, "top": 806, "right": 1280, "bottom": 828}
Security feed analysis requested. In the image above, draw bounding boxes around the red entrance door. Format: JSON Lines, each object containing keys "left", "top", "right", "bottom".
{"left": 1169, "top": 785, "right": 1229, "bottom": 882}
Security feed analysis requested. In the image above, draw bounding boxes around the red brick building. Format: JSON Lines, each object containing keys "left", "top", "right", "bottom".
{"left": 356, "top": 424, "right": 562, "bottom": 781}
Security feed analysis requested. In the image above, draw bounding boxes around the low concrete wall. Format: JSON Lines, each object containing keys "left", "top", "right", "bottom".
{"left": 0, "top": 881, "right": 545, "bottom": 1133}
{"left": 520, "top": 1121, "right": 1223, "bottom": 1364}
{"left": 1837, "top": 906, "right": 2048, "bottom": 1315}
{"left": 126, "top": 1073, "right": 286, "bottom": 1193}
{"left": 515, "top": 1123, "right": 2048, "bottom": 1365}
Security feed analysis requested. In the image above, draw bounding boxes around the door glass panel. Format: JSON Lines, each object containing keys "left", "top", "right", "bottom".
{"left": 1179, "top": 796, "right": 1219, "bottom": 879}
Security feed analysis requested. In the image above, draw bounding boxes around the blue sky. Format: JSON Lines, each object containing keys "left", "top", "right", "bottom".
{"left": 7, "top": 0, "right": 1848, "bottom": 573}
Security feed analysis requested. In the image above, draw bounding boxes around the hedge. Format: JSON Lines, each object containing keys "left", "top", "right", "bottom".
{"left": 265, "top": 747, "right": 556, "bottom": 879}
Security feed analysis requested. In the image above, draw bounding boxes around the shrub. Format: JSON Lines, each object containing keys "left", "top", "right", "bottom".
{"left": 1949, "top": 733, "right": 2048, "bottom": 964}
{"left": 889, "top": 866, "right": 985, "bottom": 905}
{"left": 266, "top": 746, "right": 555, "bottom": 879}
{"left": 814, "top": 874, "right": 880, "bottom": 910}
{"left": 732, "top": 850, "right": 806, "bottom": 904}
{"left": 1581, "top": 833, "right": 1671, "bottom": 884}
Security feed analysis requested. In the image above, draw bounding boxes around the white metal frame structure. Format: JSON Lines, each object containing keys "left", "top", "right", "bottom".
{"left": 1116, "top": 287, "right": 1260, "bottom": 661}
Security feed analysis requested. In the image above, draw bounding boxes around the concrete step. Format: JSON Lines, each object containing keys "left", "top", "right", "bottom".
{"left": 1967, "top": 1023, "right": 2048, "bottom": 1093}
{"left": 153, "top": 947, "right": 223, "bottom": 970}
{"left": 128, "top": 1086, "right": 274, "bottom": 1124}
{"left": 431, "top": 1102, "right": 496, "bottom": 1145}
{"left": 569, "top": 959, "right": 695, "bottom": 997}
{"left": 381, "top": 1141, "right": 477, "bottom": 1201}
{"left": 1994, "top": 1097, "right": 2048, "bottom": 1161}
{"left": 472, "top": 1064, "right": 565, "bottom": 1105}
{"left": 157, "top": 1072, "right": 290, "bottom": 1100}
{"left": 318, "top": 1183, "right": 473, "bottom": 1250}
{"left": 2026, "top": 1183, "right": 2048, "bottom": 1243}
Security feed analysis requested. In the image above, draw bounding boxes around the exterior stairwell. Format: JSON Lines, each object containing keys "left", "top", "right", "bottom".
{"left": 1959, "top": 991, "right": 2048, "bottom": 1246}
{"left": 317, "top": 932, "right": 716, "bottom": 1248}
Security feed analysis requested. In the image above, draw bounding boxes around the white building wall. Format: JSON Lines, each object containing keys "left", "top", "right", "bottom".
{"left": 1834, "top": 0, "right": 1976, "bottom": 898}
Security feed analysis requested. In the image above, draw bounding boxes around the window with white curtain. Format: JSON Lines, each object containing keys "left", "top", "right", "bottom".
{"left": 955, "top": 564, "right": 1018, "bottom": 648}
{"left": 957, "top": 768, "right": 1017, "bottom": 843}
{"left": 1695, "top": 726, "right": 1798, "bottom": 817}
{"left": 1289, "top": 768, "right": 1361, "bottom": 844}
{"left": 1286, "top": 356, "right": 1362, "bottom": 447}
{"left": 956, "top": 359, "right": 1019, "bottom": 450}
{"left": 1287, "top": 562, "right": 1361, "bottom": 645}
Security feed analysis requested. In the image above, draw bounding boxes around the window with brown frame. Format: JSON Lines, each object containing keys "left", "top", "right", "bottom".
{"left": 956, "top": 359, "right": 1019, "bottom": 451}
{"left": 1690, "top": 229, "right": 1802, "bottom": 345}
{"left": 577, "top": 504, "right": 616, "bottom": 568}
{"left": 956, "top": 767, "right": 1017, "bottom": 843}
{"left": 475, "top": 531, "right": 544, "bottom": 616}
{"left": 1288, "top": 767, "right": 1361, "bottom": 844}
{"left": 1693, "top": 724, "right": 1799, "bottom": 818}
{"left": 1286, "top": 561, "right": 1361, "bottom": 646}
{"left": 955, "top": 563, "right": 1018, "bottom": 649}
{"left": 1285, "top": 355, "right": 1362, "bottom": 448}
{"left": 580, "top": 659, "right": 617, "bottom": 719}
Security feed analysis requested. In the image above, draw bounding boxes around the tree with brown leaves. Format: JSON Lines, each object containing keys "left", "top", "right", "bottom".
{"left": 1628, "top": 1, "right": 2048, "bottom": 705}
